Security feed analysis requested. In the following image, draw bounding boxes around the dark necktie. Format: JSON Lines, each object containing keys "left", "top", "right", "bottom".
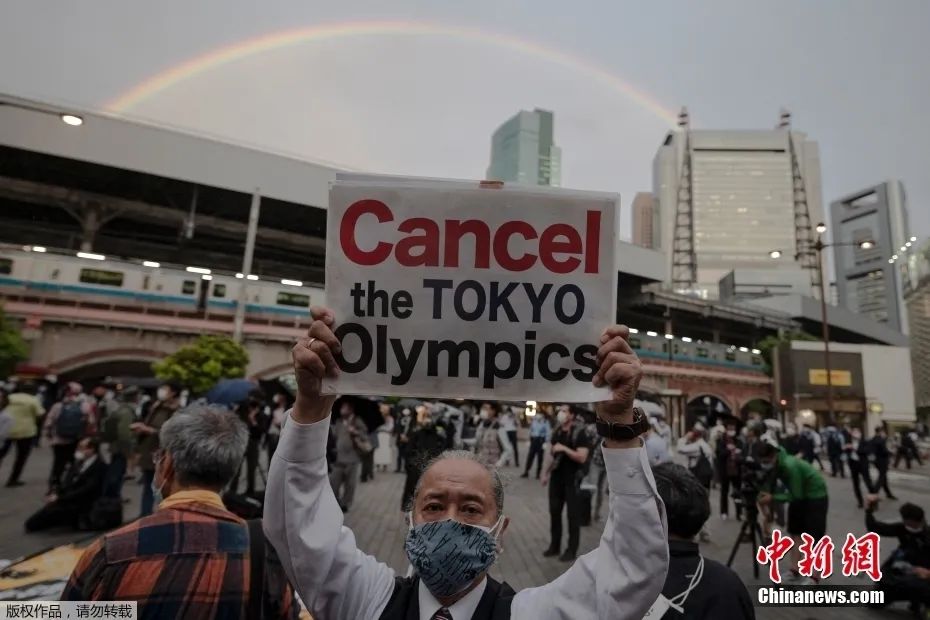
{"left": 431, "top": 607, "right": 453, "bottom": 620}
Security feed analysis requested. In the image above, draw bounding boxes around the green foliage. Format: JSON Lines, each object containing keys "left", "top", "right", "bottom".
{"left": 152, "top": 334, "right": 249, "bottom": 395}
{"left": 756, "top": 330, "right": 818, "bottom": 376}
{"left": 0, "top": 305, "right": 29, "bottom": 379}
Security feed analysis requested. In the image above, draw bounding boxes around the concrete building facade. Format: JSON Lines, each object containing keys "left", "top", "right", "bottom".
{"left": 486, "top": 109, "right": 561, "bottom": 186}
{"left": 631, "top": 192, "right": 656, "bottom": 249}
{"left": 831, "top": 180, "right": 911, "bottom": 333}
{"left": 652, "top": 117, "right": 823, "bottom": 299}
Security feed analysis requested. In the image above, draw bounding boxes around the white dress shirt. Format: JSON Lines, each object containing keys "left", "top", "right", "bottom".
{"left": 264, "top": 413, "right": 668, "bottom": 620}
{"left": 419, "top": 578, "right": 487, "bottom": 620}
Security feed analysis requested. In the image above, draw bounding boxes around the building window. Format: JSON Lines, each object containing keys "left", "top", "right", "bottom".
{"left": 79, "top": 268, "right": 124, "bottom": 287}
{"left": 277, "top": 291, "right": 310, "bottom": 307}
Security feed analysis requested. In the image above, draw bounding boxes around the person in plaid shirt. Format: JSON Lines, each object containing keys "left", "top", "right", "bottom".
{"left": 61, "top": 404, "right": 301, "bottom": 620}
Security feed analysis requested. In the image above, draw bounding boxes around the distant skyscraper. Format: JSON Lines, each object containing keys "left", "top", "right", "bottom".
{"left": 905, "top": 238, "right": 930, "bottom": 407}
{"left": 631, "top": 193, "right": 656, "bottom": 248}
{"left": 652, "top": 108, "right": 823, "bottom": 298}
{"left": 832, "top": 180, "right": 911, "bottom": 332}
{"left": 487, "top": 109, "right": 561, "bottom": 186}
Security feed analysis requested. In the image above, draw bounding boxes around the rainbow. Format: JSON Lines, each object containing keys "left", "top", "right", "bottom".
{"left": 106, "top": 19, "right": 679, "bottom": 124}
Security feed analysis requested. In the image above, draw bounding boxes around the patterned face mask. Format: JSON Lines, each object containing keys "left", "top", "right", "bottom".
{"left": 404, "top": 515, "right": 503, "bottom": 598}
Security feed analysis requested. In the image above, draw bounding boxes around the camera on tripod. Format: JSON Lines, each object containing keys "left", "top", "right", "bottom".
{"left": 730, "top": 457, "right": 770, "bottom": 515}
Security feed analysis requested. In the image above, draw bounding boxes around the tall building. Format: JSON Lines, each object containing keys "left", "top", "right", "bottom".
{"left": 905, "top": 238, "right": 930, "bottom": 408}
{"left": 831, "top": 181, "right": 911, "bottom": 333}
{"left": 631, "top": 192, "right": 656, "bottom": 248}
{"left": 487, "top": 109, "right": 561, "bottom": 186}
{"left": 652, "top": 109, "right": 823, "bottom": 298}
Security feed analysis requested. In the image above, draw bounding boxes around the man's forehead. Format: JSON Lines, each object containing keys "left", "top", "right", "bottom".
{"left": 420, "top": 459, "right": 494, "bottom": 499}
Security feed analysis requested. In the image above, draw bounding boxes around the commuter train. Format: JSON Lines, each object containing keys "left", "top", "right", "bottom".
{"left": 0, "top": 245, "right": 323, "bottom": 319}
{"left": 627, "top": 330, "right": 764, "bottom": 372}
{"left": 0, "top": 245, "right": 765, "bottom": 371}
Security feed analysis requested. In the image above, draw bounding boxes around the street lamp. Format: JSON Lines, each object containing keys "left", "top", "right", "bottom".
{"left": 769, "top": 223, "right": 877, "bottom": 426}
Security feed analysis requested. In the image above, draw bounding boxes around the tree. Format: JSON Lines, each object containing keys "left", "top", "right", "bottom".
{"left": 756, "top": 330, "right": 819, "bottom": 376}
{"left": 0, "top": 305, "right": 28, "bottom": 379}
{"left": 153, "top": 334, "right": 249, "bottom": 395}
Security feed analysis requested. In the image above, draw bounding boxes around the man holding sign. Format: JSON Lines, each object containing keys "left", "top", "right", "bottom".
{"left": 264, "top": 176, "right": 668, "bottom": 619}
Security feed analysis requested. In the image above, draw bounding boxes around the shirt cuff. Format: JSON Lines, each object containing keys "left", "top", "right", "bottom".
{"left": 275, "top": 410, "right": 331, "bottom": 464}
{"left": 603, "top": 443, "right": 655, "bottom": 496}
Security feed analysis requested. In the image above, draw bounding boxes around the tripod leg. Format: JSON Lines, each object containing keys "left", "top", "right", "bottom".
{"left": 726, "top": 518, "right": 750, "bottom": 567}
{"left": 752, "top": 520, "right": 766, "bottom": 580}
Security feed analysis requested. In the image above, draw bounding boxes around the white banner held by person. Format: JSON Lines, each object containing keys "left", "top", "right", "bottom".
{"left": 323, "top": 173, "right": 618, "bottom": 402}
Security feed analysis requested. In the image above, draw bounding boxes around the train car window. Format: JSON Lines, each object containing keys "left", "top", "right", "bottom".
{"left": 725, "top": 350, "right": 736, "bottom": 362}
{"left": 629, "top": 336, "right": 641, "bottom": 349}
{"left": 661, "top": 342, "right": 668, "bottom": 353}
{"left": 0, "top": 258, "right": 13, "bottom": 275}
{"left": 696, "top": 347, "right": 709, "bottom": 358}
{"left": 751, "top": 355, "right": 763, "bottom": 366}
{"left": 79, "top": 268, "right": 124, "bottom": 287}
{"left": 213, "top": 284, "right": 227, "bottom": 298}
{"left": 142, "top": 275, "right": 150, "bottom": 290}
{"left": 182, "top": 280, "right": 196, "bottom": 295}
{"left": 277, "top": 291, "right": 310, "bottom": 307}
{"left": 673, "top": 344, "right": 680, "bottom": 355}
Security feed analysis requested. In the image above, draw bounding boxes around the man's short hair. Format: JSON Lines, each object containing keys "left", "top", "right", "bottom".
{"left": 652, "top": 463, "right": 710, "bottom": 540}
{"left": 159, "top": 404, "right": 248, "bottom": 490}
{"left": 409, "top": 450, "right": 504, "bottom": 517}
{"left": 80, "top": 436, "right": 100, "bottom": 454}
{"left": 900, "top": 502, "right": 925, "bottom": 523}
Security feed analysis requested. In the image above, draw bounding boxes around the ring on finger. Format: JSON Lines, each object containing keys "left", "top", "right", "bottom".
{"left": 306, "top": 337, "right": 317, "bottom": 349}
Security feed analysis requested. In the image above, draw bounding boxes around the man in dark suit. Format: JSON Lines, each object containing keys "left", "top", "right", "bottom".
{"left": 869, "top": 426, "right": 897, "bottom": 500}
{"left": 26, "top": 437, "right": 107, "bottom": 532}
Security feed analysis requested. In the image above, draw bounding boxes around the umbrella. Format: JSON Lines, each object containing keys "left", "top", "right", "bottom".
{"left": 333, "top": 395, "right": 383, "bottom": 433}
{"left": 205, "top": 379, "right": 259, "bottom": 408}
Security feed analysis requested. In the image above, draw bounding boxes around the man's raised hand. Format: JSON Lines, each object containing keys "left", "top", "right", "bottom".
{"left": 291, "top": 306, "right": 341, "bottom": 423}
{"left": 592, "top": 324, "right": 642, "bottom": 418}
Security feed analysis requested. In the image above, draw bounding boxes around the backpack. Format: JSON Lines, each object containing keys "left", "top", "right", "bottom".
{"left": 101, "top": 403, "right": 129, "bottom": 443}
{"left": 56, "top": 400, "right": 85, "bottom": 441}
{"left": 827, "top": 431, "right": 842, "bottom": 454}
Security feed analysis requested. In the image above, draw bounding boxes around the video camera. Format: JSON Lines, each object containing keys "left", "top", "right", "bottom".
{"left": 731, "top": 457, "right": 772, "bottom": 517}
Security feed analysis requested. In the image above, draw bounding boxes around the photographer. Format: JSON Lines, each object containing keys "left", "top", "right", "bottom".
{"left": 715, "top": 421, "right": 744, "bottom": 520}
{"left": 864, "top": 498, "right": 930, "bottom": 611}
{"left": 756, "top": 442, "right": 828, "bottom": 583}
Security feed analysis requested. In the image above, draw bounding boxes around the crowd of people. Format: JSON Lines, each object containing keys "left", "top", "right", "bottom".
{"left": 0, "top": 342, "right": 928, "bottom": 617}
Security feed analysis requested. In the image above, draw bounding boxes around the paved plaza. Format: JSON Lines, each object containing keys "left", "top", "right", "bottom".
{"left": 0, "top": 439, "right": 927, "bottom": 618}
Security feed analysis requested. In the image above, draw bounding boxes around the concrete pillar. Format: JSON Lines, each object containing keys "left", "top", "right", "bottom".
{"left": 80, "top": 204, "right": 100, "bottom": 252}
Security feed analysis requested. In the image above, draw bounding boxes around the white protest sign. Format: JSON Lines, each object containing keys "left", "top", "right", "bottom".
{"left": 323, "top": 173, "right": 618, "bottom": 402}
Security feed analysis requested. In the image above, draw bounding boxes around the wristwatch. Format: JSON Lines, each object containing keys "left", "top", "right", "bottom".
{"left": 595, "top": 407, "right": 650, "bottom": 441}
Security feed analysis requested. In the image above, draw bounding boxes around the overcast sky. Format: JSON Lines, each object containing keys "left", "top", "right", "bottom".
{"left": 2, "top": 0, "right": 928, "bottom": 241}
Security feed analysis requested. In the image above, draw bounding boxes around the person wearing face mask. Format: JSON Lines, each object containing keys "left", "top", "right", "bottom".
{"left": 474, "top": 403, "right": 503, "bottom": 467}
{"left": 402, "top": 406, "right": 450, "bottom": 512}
{"left": 264, "top": 307, "right": 668, "bottom": 620}
{"left": 756, "top": 441, "right": 828, "bottom": 583}
{"left": 843, "top": 426, "right": 875, "bottom": 509}
{"left": 132, "top": 382, "right": 180, "bottom": 517}
{"left": 266, "top": 392, "right": 290, "bottom": 462}
{"left": 329, "top": 400, "right": 372, "bottom": 513}
{"left": 43, "top": 382, "right": 95, "bottom": 493}
{"left": 864, "top": 499, "right": 930, "bottom": 612}
{"left": 521, "top": 411, "right": 551, "bottom": 479}
{"left": 62, "top": 405, "right": 302, "bottom": 619}
{"left": 540, "top": 405, "right": 592, "bottom": 562}
{"left": 714, "top": 422, "right": 743, "bottom": 520}
{"left": 25, "top": 437, "right": 106, "bottom": 532}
